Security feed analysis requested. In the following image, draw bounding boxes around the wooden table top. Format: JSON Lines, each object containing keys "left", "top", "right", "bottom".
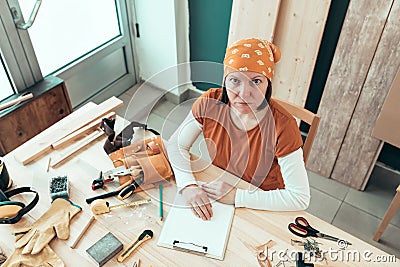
{"left": 1, "top": 112, "right": 398, "bottom": 267}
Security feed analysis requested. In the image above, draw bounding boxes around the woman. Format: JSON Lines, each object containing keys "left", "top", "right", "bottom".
{"left": 167, "top": 38, "right": 310, "bottom": 220}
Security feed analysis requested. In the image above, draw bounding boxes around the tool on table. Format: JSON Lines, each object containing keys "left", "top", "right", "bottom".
{"left": 86, "top": 232, "right": 123, "bottom": 266}
{"left": 92, "top": 171, "right": 114, "bottom": 190}
{"left": 118, "top": 175, "right": 144, "bottom": 200}
{"left": 159, "top": 183, "right": 163, "bottom": 221}
{"left": 288, "top": 217, "right": 352, "bottom": 246}
{"left": 117, "top": 229, "right": 153, "bottom": 262}
{"left": 103, "top": 166, "right": 134, "bottom": 181}
{"left": 91, "top": 166, "right": 142, "bottom": 190}
{"left": 70, "top": 216, "right": 95, "bottom": 248}
{"left": 86, "top": 180, "right": 131, "bottom": 204}
{"left": 49, "top": 175, "right": 69, "bottom": 200}
{"left": 90, "top": 198, "right": 151, "bottom": 215}
{"left": 295, "top": 252, "right": 327, "bottom": 267}
{"left": 291, "top": 238, "right": 325, "bottom": 260}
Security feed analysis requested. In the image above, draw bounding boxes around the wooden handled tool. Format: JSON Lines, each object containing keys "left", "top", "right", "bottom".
{"left": 90, "top": 198, "right": 151, "bottom": 215}
{"left": 85, "top": 180, "right": 131, "bottom": 204}
{"left": 117, "top": 229, "right": 153, "bottom": 262}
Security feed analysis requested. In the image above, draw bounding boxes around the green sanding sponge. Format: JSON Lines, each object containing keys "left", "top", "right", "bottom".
{"left": 86, "top": 232, "right": 123, "bottom": 266}
{"left": 49, "top": 175, "right": 69, "bottom": 201}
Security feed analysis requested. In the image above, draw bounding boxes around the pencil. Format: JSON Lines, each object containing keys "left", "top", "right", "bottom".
{"left": 159, "top": 183, "right": 163, "bottom": 221}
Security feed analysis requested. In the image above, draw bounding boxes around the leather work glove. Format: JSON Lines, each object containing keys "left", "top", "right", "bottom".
{"left": 12, "top": 198, "right": 81, "bottom": 255}
{"left": 2, "top": 245, "right": 64, "bottom": 267}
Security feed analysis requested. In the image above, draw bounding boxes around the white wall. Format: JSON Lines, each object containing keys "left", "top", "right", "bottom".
{"left": 134, "top": 0, "right": 180, "bottom": 91}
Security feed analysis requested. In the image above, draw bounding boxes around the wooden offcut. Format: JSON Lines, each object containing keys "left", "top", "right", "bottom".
{"left": 331, "top": 0, "right": 400, "bottom": 189}
{"left": 50, "top": 130, "right": 104, "bottom": 168}
{"left": 307, "top": 0, "right": 393, "bottom": 180}
{"left": 13, "top": 97, "right": 123, "bottom": 165}
{"left": 52, "top": 111, "right": 116, "bottom": 150}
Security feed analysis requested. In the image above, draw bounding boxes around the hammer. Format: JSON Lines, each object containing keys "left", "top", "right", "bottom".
{"left": 85, "top": 180, "right": 131, "bottom": 204}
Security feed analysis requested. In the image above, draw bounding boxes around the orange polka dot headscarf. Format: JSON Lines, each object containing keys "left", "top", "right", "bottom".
{"left": 223, "top": 38, "right": 281, "bottom": 81}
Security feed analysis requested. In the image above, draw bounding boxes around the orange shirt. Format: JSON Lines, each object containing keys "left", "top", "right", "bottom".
{"left": 192, "top": 88, "right": 303, "bottom": 191}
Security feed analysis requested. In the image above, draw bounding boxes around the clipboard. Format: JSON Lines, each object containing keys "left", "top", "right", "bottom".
{"left": 157, "top": 193, "right": 234, "bottom": 260}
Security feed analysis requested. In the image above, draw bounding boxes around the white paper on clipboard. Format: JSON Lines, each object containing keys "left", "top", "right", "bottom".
{"left": 157, "top": 193, "right": 235, "bottom": 260}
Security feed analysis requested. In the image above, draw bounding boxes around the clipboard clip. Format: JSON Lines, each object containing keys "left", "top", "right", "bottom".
{"left": 173, "top": 240, "right": 208, "bottom": 256}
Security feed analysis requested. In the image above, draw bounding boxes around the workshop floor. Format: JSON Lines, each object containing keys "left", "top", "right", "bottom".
{"left": 115, "top": 82, "right": 400, "bottom": 258}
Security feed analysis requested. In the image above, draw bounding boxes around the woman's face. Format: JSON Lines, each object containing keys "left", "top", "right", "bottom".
{"left": 225, "top": 71, "right": 268, "bottom": 114}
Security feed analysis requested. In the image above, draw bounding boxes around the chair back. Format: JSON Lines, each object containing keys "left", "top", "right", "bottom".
{"left": 271, "top": 97, "right": 320, "bottom": 164}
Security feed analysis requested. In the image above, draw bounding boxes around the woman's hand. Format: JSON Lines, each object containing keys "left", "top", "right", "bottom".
{"left": 181, "top": 185, "right": 213, "bottom": 220}
{"left": 201, "top": 181, "right": 237, "bottom": 205}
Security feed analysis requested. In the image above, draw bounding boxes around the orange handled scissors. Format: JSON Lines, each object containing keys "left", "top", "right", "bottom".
{"left": 288, "top": 217, "right": 352, "bottom": 245}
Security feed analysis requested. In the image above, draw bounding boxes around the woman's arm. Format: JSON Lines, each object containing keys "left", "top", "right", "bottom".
{"left": 167, "top": 112, "right": 213, "bottom": 220}
{"left": 234, "top": 148, "right": 310, "bottom": 211}
{"left": 167, "top": 112, "right": 203, "bottom": 190}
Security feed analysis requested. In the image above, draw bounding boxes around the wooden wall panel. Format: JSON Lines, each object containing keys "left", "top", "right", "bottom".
{"left": 227, "top": 0, "right": 281, "bottom": 46}
{"left": 272, "top": 0, "right": 331, "bottom": 106}
{"left": 331, "top": 0, "right": 400, "bottom": 189}
{"left": 307, "top": 0, "right": 393, "bottom": 178}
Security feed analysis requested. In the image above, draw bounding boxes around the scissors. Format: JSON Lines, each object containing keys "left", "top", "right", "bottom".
{"left": 288, "top": 217, "right": 352, "bottom": 245}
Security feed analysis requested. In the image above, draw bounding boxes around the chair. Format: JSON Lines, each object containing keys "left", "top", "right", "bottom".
{"left": 373, "top": 185, "right": 400, "bottom": 241}
{"left": 271, "top": 97, "right": 321, "bottom": 164}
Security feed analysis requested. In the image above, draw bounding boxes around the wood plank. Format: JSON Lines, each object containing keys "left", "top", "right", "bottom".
{"left": 10, "top": 101, "right": 95, "bottom": 162}
{"left": 52, "top": 111, "right": 115, "bottom": 150}
{"left": 272, "top": 0, "right": 331, "bottom": 106}
{"left": 13, "top": 96, "right": 123, "bottom": 165}
{"left": 227, "top": 0, "right": 281, "bottom": 45}
{"left": 331, "top": 0, "right": 400, "bottom": 189}
{"left": 50, "top": 130, "right": 104, "bottom": 168}
{"left": 307, "top": 0, "right": 393, "bottom": 178}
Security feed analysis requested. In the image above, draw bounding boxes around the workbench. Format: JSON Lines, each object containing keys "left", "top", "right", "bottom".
{"left": 0, "top": 106, "right": 398, "bottom": 267}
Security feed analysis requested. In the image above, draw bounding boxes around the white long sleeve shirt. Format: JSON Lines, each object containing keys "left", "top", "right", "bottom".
{"left": 167, "top": 112, "right": 310, "bottom": 211}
